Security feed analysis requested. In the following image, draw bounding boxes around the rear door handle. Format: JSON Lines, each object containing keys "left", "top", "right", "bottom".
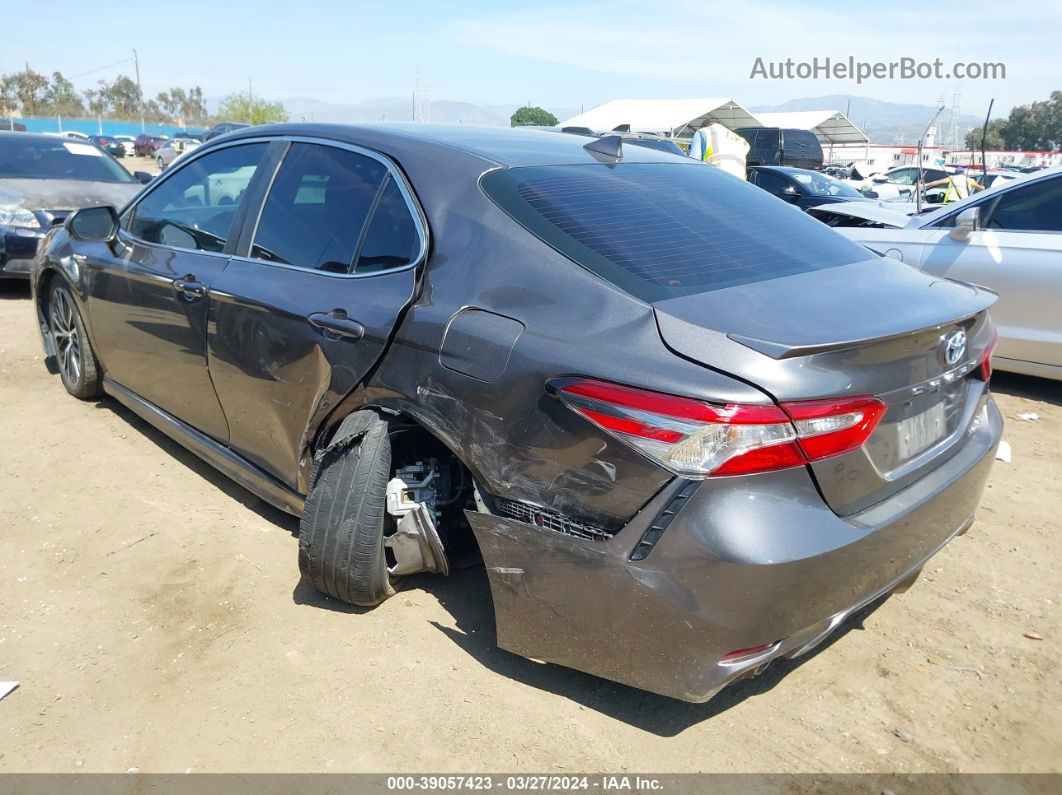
{"left": 173, "top": 275, "right": 207, "bottom": 301}
{"left": 308, "top": 310, "right": 365, "bottom": 340}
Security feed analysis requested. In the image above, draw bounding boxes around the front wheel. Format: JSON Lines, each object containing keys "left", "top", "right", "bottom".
{"left": 48, "top": 280, "right": 102, "bottom": 399}
{"left": 299, "top": 410, "right": 398, "bottom": 606}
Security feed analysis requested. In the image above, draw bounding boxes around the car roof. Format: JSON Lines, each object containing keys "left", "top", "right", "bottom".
{"left": 751, "top": 166, "right": 825, "bottom": 176}
{"left": 0, "top": 131, "right": 87, "bottom": 144}
{"left": 220, "top": 122, "right": 693, "bottom": 167}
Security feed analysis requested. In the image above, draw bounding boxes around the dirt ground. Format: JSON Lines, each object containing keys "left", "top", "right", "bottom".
{"left": 122, "top": 154, "right": 164, "bottom": 176}
{"left": 0, "top": 280, "right": 1059, "bottom": 774}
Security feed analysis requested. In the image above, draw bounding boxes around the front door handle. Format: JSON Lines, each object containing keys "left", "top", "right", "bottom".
{"left": 173, "top": 275, "right": 207, "bottom": 301}
{"left": 308, "top": 310, "right": 365, "bottom": 340}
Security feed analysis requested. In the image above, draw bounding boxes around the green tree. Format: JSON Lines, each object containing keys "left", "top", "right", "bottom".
{"left": 965, "top": 119, "right": 1006, "bottom": 150}
{"left": 153, "top": 86, "right": 207, "bottom": 124}
{"left": 41, "top": 72, "right": 85, "bottom": 117}
{"left": 154, "top": 87, "right": 185, "bottom": 120}
{"left": 100, "top": 75, "right": 142, "bottom": 119}
{"left": 216, "top": 93, "right": 288, "bottom": 125}
{"left": 181, "top": 86, "right": 208, "bottom": 125}
{"left": 510, "top": 106, "right": 558, "bottom": 127}
{"left": 0, "top": 67, "right": 49, "bottom": 116}
{"left": 83, "top": 87, "right": 107, "bottom": 118}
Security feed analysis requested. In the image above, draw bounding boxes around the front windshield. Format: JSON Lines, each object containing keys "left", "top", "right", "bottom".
{"left": 0, "top": 136, "right": 134, "bottom": 183}
{"left": 792, "top": 171, "right": 863, "bottom": 198}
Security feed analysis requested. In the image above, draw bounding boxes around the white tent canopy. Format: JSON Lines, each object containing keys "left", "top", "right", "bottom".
{"left": 557, "top": 98, "right": 761, "bottom": 139}
{"left": 752, "top": 110, "right": 868, "bottom": 145}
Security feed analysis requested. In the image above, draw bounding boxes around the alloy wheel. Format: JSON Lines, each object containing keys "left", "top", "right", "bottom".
{"left": 50, "top": 289, "right": 82, "bottom": 386}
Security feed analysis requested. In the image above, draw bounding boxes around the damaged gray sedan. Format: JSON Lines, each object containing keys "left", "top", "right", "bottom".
{"left": 31, "top": 124, "right": 1002, "bottom": 702}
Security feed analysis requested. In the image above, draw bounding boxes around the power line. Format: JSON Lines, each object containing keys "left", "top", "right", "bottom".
{"left": 67, "top": 58, "right": 135, "bottom": 81}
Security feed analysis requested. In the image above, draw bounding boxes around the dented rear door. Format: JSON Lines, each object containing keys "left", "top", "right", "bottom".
{"left": 206, "top": 139, "right": 426, "bottom": 491}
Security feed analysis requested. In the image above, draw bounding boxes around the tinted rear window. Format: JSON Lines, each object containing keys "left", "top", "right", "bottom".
{"left": 481, "top": 163, "right": 869, "bottom": 300}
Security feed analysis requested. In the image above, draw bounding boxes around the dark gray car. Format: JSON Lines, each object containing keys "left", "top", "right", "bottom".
{"left": 30, "top": 124, "right": 1002, "bottom": 702}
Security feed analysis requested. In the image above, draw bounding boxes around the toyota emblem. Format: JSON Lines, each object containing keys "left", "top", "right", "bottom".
{"left": 943, "top": 329, "right": 967, "bottom": 366}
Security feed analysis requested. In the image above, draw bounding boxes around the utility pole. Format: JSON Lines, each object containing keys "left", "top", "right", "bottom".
{"left": 132, "top": 48, "right": 145, "bottom": 132}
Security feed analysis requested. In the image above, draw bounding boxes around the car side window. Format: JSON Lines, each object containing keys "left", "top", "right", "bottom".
{"left": 125, "top": 143, "right": 266, "bottom": 253}
{"left": 354, "top": 176, "right": 422, "bottom": 273}
{"left": 890, "top": 168, "right": 918, "bottom": 185}
{"left": 250, "top": 143, "right": 386, "bottom": 273}
{"left": 750, "top": 171, "right": 792, "bottom": 196}
{"left": 755, "top": 129, "right": 779, "bottom": 159}
{"left": 983, "top": 176, "right": 1062, "bottom": 232}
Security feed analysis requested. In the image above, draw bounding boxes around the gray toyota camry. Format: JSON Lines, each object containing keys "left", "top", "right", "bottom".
{"left": 31, "top": 124, "right": 1002, "bottom": 702}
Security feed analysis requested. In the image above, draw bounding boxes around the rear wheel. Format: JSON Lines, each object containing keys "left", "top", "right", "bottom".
{"left": 48, "top": 280, "right": 102, "bottom": 399}
{"left": 299, "top": 410, "right": 398, "bottom": 606}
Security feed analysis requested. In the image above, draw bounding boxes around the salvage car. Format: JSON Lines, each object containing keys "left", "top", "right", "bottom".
{"left": 824, "top": 168, "right": 1062, "bottom": 381}
{"left": 113, "top": 135, "right": 138, "bottom": 158}
{"left": 0, "top": 133, "right": 147, "bottom": 279}
{"left": 133, "top": 133, "right": 169, "bottom": 157}
{"left": 203, "top": 122, "right": 250, "bottom": 141}
{"left": 748, "top": 165, "right": 869, "bottom": 211}
{"left": 848, "top": 164, "right": 955, "bottom": 199}
{"left": 31, "top": 124, "right": 1002, "bottom": 702}
{"left": 155, "top": 138, "right": 201, "bottom": 169}
{"left": 88, "top": 134, "right": 126, "bottom": 157}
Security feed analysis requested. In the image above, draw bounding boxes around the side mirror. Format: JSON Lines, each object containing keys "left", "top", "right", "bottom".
{"left": 949, "top": 206, "right": 980, "bottom": 241}
{"left": 133, "top": 171, "right": 154, "bottom": 184}
{"left": 66, "top": 206, "right": 119, "bottom": 242}
{"left": 781, "top": 186, "right": 801, "bottom": 203}
{"left": 872, "top": 175, "right": 889, "bottom": 183}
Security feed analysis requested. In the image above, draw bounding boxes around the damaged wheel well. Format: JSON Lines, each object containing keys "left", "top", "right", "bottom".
{"left": 318, "top": 408, "right": 483, "bottom": 560}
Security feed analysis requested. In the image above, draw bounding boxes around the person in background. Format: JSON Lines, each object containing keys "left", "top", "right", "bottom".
{"left": 687, "top": 123, "right": 749, "bottom": 180}
{"left": 920, "top": 166, "right": 985, "bottom": 203}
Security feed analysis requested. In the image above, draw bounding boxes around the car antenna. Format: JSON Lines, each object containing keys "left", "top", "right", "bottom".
{"left": 584, "top": 135, "right": 623, "bottom": 162}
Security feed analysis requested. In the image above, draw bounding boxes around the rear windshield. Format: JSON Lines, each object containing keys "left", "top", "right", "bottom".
{"left": 481, "top": 163, "right": 869, "bottom": 300}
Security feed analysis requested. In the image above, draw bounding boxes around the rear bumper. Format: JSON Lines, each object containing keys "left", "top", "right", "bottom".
{"left": 469, "top": 397, "right": 1002, "bottom": 702}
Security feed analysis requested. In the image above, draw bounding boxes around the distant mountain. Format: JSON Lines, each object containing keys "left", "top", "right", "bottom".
{"left": 751, "top": 95, "right": 987, "bottom": 145}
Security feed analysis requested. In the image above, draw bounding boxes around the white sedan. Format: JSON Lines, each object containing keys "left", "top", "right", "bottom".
{"left": 817, "top": 168, "right": 1062, "bottom": 380}
{"left": 113, "top": 135, "right": 137, "bottom": 158}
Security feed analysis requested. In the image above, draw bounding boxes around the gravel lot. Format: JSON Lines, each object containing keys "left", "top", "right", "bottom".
{"left": 0, "top": 276, "right": 1059, "bottom": 773}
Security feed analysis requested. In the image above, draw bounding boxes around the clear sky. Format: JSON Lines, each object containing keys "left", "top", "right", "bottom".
{"left": 8, "top": 0, "right": 1060, "bottom": 117}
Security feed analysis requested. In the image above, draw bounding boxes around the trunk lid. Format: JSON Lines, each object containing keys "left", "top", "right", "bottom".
{"left": 653, "top": 257, "right": 997, "bottom": 515}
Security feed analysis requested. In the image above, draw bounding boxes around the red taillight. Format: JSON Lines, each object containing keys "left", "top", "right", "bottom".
{"left": 781, "top": 397, "right": 888, "bottom": 462}
{"left": 554, "top": 378, "right": 887, "bottom": 478}
{"left": 980, "top": 326, "right": 998, "bottom": 382}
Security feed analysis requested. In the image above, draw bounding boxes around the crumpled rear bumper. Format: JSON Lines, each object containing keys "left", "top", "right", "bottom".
{"left": 468, "top": 398, "right": 1002, "bottom": 702}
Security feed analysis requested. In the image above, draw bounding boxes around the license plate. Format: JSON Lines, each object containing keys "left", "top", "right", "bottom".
{"left": 896, "top": 401, "right": 947, "bottom": 459}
